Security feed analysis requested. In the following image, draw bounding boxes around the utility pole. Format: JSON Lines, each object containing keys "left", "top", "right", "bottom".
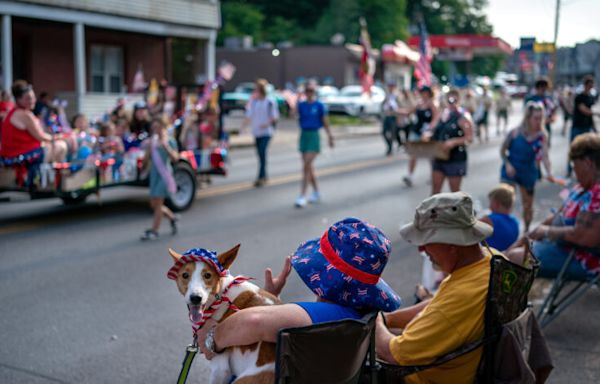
{"left": 551, "top": 0, "right": 561, "bottom": 85}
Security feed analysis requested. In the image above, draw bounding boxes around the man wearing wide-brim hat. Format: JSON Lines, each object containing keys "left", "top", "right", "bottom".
{"left": 375, "top": 191, "right": 502, "bottom": 384}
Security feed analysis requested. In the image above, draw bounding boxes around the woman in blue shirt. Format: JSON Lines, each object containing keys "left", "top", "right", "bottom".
{"left": 294, "top": 85, "right": 334, "bottom": 208}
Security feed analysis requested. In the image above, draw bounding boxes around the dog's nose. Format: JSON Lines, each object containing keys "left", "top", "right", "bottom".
{"left": 190, "top": 295, "right": 202, "bottom": 305}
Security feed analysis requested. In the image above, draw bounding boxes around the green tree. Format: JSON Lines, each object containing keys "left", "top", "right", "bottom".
{"left": 217, "top": 2, "right": 264, "bottom": 46}
{"left": 406, "top": 0, "right": 502, "bottom": 78}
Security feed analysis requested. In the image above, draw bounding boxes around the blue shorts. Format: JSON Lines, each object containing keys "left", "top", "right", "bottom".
{"left": 533, "top": 240, "right": 592, "bottom": 281}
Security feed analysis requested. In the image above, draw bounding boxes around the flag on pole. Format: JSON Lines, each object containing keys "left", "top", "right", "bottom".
{"left": 414, "top": 21, "right": 433, "bottom": 87}
{"left": 359, "top": 17, "right": 375, "bottom": 95}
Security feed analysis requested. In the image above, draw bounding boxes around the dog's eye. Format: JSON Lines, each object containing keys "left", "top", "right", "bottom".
{"left": 203, "top": 272, "right": 212, "bottom": 279}
{"left": 182, "top": 272, "right": 189, "bottom": 279}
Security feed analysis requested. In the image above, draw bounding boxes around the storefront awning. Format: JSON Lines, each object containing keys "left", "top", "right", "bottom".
{"left": 408, "top": 34, "right": 513, "bottom": 57}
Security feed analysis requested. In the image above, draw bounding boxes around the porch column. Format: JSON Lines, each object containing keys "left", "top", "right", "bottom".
{"left": 1, "top": 14, "right": 12, "bottom": 91}
{"left": 205, "top": 30, "right": 216, "bottom": 81}
{"left": 73, "top": 22, "right": 86, "bottom": 113}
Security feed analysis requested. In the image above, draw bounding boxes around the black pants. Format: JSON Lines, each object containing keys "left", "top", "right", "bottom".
{"left": 382, "top": 116, "right": 402, "bottom": 154}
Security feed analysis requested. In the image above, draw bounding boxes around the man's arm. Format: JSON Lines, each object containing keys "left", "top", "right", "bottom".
{"left": 197, "top": 304, "right": 311, "bottom": 359}
{"left": 375, "top": 313, "right": 398, "bottom": 364}
{"left": 530, "top": 211, "right": 600, "bottom": 248}
{"left": 383, "top": 299, "right": 430, "bottom": 329}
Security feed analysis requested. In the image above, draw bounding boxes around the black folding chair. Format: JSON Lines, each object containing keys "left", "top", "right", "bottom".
{"left": 374, "top": 250, "right": 540, "bottom": 383}
{"left": 537, "top": 247, "right": 600, "bottom": 328}
{"left": 275, "top": 311, "right": 378, "bottom": 384}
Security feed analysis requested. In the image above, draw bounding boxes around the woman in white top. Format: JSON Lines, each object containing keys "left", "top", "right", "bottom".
{"left": 245, "top": 79, "right": 279, "bottom": 187}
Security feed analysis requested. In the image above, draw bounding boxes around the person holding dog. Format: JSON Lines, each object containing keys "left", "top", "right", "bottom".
{"left": 197, "top": 217, "right": 402, "bottom": 358}
{"left": 375, "top": 192, "right": 503, "bottom": 384}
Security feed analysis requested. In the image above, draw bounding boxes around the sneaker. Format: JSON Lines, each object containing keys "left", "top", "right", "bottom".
{"left": 308, "top": 191, "right": 321, "bottom": 204}
{"left": 253, "top": 178, "right": 266, "bottom": 188}
{"left": 295, "top": 195, "right": 307, "bottom": 208}
{"left": 170, "top": 214, "right": 181, "bottom": 235}
{"left": 402, "top": 175, "right": 413, "bottom": 187}
{"left": 140, "top": 230, "right": 159, "bottom": 241}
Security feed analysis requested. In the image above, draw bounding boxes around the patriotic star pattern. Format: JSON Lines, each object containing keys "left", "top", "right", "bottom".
{"left": 290, "top": 217, "right": 402, "bottom": 312}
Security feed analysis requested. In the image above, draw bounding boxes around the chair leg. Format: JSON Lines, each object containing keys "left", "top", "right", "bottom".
{"left": 537, "top": 250, "right": 576, "bottom": 323}
{"left": 540, "top": 274, "right": 600, "bottom": 328}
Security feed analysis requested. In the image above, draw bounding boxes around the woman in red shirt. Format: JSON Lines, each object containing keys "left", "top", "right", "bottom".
{"left": 0, "top": 80, "right": 67, "bottom": 162}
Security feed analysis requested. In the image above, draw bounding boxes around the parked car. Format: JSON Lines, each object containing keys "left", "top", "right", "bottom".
{"left": 222, "top": 82, "right": 288, "bottom": 114}
{"left": 321, "top": 85, "right": 385, "bottom": 117}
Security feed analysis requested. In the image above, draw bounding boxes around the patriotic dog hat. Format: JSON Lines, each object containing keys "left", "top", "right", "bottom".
{"left": 291, "top": 217, "right": 402, "bottom": 312}
{"left": 167, "top": 248, "right": 228, "bottom": 280}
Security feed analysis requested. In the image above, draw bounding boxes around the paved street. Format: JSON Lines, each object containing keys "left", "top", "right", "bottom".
{"left": 1, "top": 109, "right": 599, "bottom": 383}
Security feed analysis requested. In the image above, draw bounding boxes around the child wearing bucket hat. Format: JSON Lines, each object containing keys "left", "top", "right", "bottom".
{"left": 197, "top": 217, "right": 402, "bottom": 359}
{"left": 375, "top": 192, "right": 504, "bottom": 384}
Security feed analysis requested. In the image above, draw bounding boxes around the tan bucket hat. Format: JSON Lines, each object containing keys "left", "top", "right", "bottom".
{"left": 400, "top": 192, "right": 493, "bottom": 246}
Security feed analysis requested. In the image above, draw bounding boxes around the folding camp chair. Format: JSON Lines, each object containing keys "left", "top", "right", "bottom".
{"left": 537, "top": 247, "right": 600, "bottom": 328}
{"left": 275, "top": 311, "right": 378, "bottom": 384}
{"left": 374, "top": 250, "right": 543, "bottom": 383}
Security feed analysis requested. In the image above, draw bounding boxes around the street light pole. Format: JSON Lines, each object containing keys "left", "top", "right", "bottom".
{"left": 551, "top": 0, "right": 561, "bottom": 85}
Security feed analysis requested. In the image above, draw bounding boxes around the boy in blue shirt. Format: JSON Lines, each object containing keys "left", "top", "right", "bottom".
{"left": 481, "top": 183, "right": 520, "bottom": 251}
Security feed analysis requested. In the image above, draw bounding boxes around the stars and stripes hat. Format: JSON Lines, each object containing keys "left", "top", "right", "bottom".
{"left": 167, "top": 248, "right": 228, "bottom": 280}
{"left": 291, "top": 217, "right": 402, "bottom": 312}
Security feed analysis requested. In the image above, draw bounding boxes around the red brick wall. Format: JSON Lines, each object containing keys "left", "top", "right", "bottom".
{"left": 13, "top": 18, "right": 75, "bottom": 96}
{"left": 11, "top": 18, "right": 168, "bottom": 96}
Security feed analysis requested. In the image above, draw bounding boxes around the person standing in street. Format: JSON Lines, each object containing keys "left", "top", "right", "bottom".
{"left": 568, "top": 76, "right": 598, "bottom": 176}
{"left": 430, "top": 89, "right": 473, "bottom": 195}
{"left": 474, "top": 87, "right": 492, "bottom": 143}
{"left": 495, "top": 87, "right": 511, "bottom": 136}
{"left": 559, "top": 86, "right": 575, "bottom": 137}
{"left": 524, "top": 77, "right": 557, "bottom": 147}
{"left": 140, "top": 117, "right": 180, "bottom": 241}
{"left": 399, "top": 86, "right": 439, "bottom": 187}
{"left": 294, "top": 85, "right": 334, "bottom": 208}
{"left": 500, "top": 101, "right": 555, "bottom": 233}
{"left": 245, "top": 79, "right": 279, "bottom": 187}
{"left": 382, "top": 82, "right": 401, "bottom": 156}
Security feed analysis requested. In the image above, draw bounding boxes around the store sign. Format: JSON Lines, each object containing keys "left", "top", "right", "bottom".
{"left": 534, "top": 42, "right": 555, "bottom": 53}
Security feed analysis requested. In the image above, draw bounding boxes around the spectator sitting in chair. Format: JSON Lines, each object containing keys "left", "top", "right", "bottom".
{"left": 507, "top": 133, "right": 600, "bottom": 279}
{"left": 375, "top": 191, "right": 504, "bottom": 384}
{"left": 196, "top": 217, "right": 402, "bottom": 359}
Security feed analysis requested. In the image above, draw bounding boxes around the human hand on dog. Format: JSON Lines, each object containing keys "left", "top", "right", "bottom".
{"left": 264, "top": 256, "right": 292, "bottom": 297}
{"left": 196, "top": 319, "right": 218, "bottom": 360}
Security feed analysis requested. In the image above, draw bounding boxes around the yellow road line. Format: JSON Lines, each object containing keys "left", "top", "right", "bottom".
{"left": 198, "top": 156, "right": 396, "bottom": 198}
{"left": 0, "top": 222, "right": 43, "bottom": 235}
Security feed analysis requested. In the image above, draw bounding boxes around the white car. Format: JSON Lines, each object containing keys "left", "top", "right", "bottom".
{"left": 322, "top": 85, "right": 385, "bottom": 117}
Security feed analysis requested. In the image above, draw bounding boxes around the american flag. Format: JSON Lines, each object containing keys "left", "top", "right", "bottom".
{"left": 414, "top": 21, "right": 432, "bottom": 87}
{"left": 359, "top": 17, "right": 375, "bottom": 95}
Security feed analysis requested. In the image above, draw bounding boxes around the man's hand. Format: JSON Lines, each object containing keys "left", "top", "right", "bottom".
{"left": 264, "top": 256, "right": 292, "bottom": 297}
{"left": 328, "top": 134, "right": 334, "bottom": 149}
{"left": 528, "top": 225, "right": 549, "bottom": 241}
{"left": 195, "top": 319, "right": 218, "bottom": 360}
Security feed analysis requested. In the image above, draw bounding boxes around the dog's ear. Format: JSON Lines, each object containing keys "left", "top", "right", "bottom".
{"left": 168, "top": 248, "right": 182, "bottom": 262}
{"left": 217, "top": 244, "right": 241, "bottom": 270}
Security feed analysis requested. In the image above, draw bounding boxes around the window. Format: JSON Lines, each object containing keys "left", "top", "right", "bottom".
{"left": 90, "top": 45, "right": 123, "bottom": 93}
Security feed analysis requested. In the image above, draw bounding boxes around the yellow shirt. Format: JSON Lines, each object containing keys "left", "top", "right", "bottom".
{"left": 389, "top": 254, "right": 493, "bottom": 384}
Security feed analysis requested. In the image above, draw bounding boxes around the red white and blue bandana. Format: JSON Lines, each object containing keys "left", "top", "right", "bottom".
{"left": 291, "top": 217, "right": 402, "bottom": 312}
{"left": 167, "top": 248, "right": 228, "bottom": 280}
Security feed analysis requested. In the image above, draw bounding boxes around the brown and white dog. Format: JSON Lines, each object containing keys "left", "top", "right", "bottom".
{"left": 168, "top": 245, "right": 280, "bottom": 384}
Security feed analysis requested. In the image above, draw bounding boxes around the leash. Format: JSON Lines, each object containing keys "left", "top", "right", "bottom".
{"left": 177, "top": 337, "right": 198, "bottom": 384}
{"left": 176, "top": 275, "right": 252, "bottom": 383}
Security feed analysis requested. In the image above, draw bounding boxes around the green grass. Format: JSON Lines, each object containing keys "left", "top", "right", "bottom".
{"left": 328, "top": 115, "right": 372, "bottom": 127}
